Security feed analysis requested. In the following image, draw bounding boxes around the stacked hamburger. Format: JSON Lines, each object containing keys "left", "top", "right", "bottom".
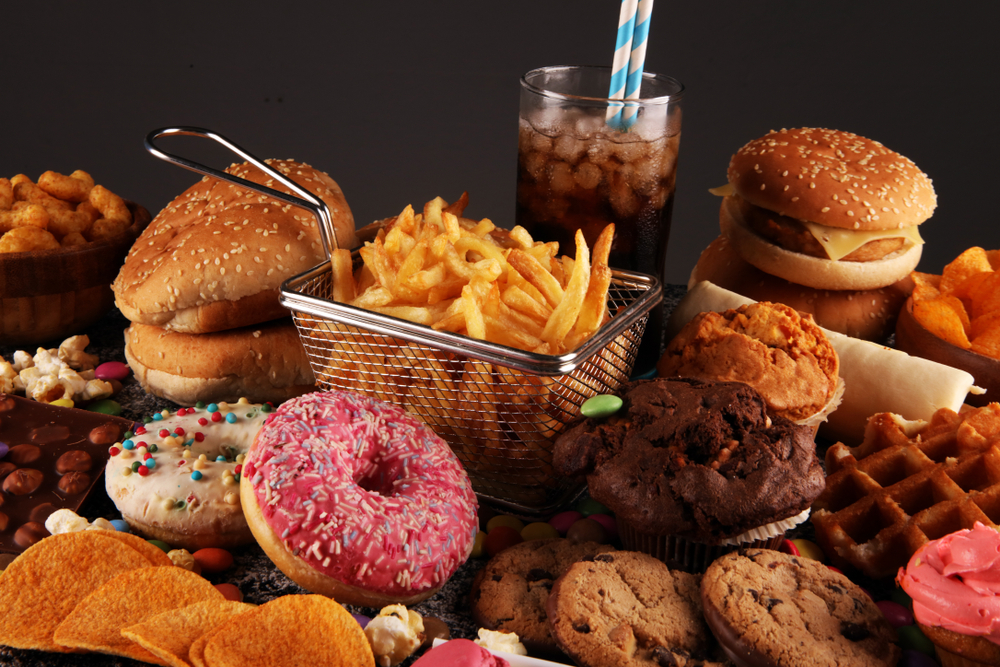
{"left": 112, "top": 160, "right": 357, "bottom": 405}
{"left": 693, "top": 127, "right": 937, "bottom": 341}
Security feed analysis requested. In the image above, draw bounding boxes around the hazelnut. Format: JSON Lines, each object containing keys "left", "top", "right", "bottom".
{"left": 29, "top": 503, "right": 58, "bottom": 524}
{"left": 58, "top": 472, "right": 91, "bottom": 495}
{"left": 0, "top": 511, "right": 8, "bottom": 531}
{"left": 14, "top": 522, "right": 49, "bottom": 549}
{"left": 56, "top": 450, "right": 92, "bottom": 473}
{"left": 3, "top": 468, "right": 43, "bottom": 495}
{"left": 7, "top": 444, "right": 41, "bottom": 466}
{"left": 0, "top": 462, "right": 13, "bottom": 479}
{"left": 89, "top": 423, "right": 121, "bottom": 446}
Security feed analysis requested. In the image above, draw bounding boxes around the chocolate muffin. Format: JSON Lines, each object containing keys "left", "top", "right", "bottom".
{"left": 553, "top": 378, "right": 825, "bottom": 571}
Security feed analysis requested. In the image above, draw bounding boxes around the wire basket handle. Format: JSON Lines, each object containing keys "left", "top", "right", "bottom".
{"left": 144, "top": 126, "right": 342, "bottom": 257}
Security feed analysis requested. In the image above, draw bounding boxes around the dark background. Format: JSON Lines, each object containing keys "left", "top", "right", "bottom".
{"left": 1, "top": 1, "right": 996, "bottom": 285}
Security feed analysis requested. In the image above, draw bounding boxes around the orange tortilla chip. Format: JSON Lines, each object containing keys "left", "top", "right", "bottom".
{"left": 53, "top": 566, "right": 224, "bottom": 663}
{"left": 0, "top": 532, "right": 153, "bottom": 652}
{"left": 200, "top": 595, "right": 376, "bottom": 667}
{"left": 940, "top": 247, "right": 993, "bottom": 294}
{"left": 970, "top": 271, "right": 1000, "bottom": 320}
{"left": 972, "top": 326, "right": 1000, "bottom": 360}
{"left": 122, "top": 600, "right": 254, "bottom": 667}
{"left": 913, "top": 296, "right": 972, "bottom": 349}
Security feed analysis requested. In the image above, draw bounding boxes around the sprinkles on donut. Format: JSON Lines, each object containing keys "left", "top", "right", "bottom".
{"left": 105, "top": 397, "right": 272, "bottom": 550}
{"left": 241, "top": 390, "right": 479, "bottom": 608}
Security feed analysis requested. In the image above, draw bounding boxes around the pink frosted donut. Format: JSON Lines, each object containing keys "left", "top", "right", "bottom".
{"left": 240, "top": 390, "right": 478, "bottom": 607}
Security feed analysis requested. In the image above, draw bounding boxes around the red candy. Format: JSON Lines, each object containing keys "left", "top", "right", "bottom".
{"left": 214, "top": 583, "right": 243, "bottom": 602}
{"left": 484, "top": 526, "right": 523, "bottom": 557}
{"left": 193, "top": 547, "right": 234, "bottom": 574}
{"left": 548, "top": 510, "right": 583, "bottom": 536}
{"left": 174, "top": 427, "right": 185, "bottom": 436}
{"left": 198, "top": 418, "right": 208, "bottom": 426}
{"left": 877, "top": 600, "right": 914, "bottom": 627}
{"left": 195, "top": 432, "right": 205, "bottom": 442}
{"left": 109, "top": 447, "right": 120, "bottom": 457}
{"left": 137, "top": 466, "right": 150, "bottom": 477}
{"left": 135, "top": 426, "right": 146, "bottom": 435}
{"left": 159, "top": 429, "right": 169, "bottom": 438}
{"left": 143, "top": 453, "right": 152, "bottom": 460}
{"left": 211, "top": 412, "right": 222, "bottom": 422}
{"left": 94, "top": 361, "right": 130, "bottom": 382}
{"left": 779, "top": 539, "right": 800, "bottom": 556}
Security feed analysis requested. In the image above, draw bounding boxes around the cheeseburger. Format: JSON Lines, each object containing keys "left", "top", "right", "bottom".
{"left": 694, "top": 127, "right": 936, "bottom": 341}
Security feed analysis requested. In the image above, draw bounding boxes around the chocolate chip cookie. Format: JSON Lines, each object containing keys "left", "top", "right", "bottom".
{"left": 700, "top": 549, "right": 900, "bottom": 666}
{"left": 546, "top": 550, "right": 725, "bottom": 666}
{"left": 470, "top": 538, "right": 615, "bottom": 656}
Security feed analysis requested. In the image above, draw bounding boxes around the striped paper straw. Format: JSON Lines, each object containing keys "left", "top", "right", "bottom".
{"left": 606, "top": 0, "right": 639, "bottom": 127}
{"left": 621, "top": 0, "right": 654, "bottom": 128}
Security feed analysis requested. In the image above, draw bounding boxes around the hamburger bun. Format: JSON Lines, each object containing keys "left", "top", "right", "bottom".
{"left": 721, "top": 127, "right": 935, "bottom": 290}
{"left": 113, "top": 159, "right": 357, "bottom": 334}
{"left": 690, "top": 235, "right": 913, "bottom": 342}
{"left": 123, "top": 319, "right": 315, "bottom": 406}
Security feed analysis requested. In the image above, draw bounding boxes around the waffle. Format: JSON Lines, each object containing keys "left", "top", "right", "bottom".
{"left": 812, "top": 403, "right": 1000, "bottom": 578}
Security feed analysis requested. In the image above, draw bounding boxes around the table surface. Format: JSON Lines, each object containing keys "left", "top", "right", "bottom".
{"left": 0, "top": 286, "right": 891, "bottom": 667}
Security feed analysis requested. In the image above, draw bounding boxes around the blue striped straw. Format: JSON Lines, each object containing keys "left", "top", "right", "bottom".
{"left": 606, "top": 0, "right": 639, "bottom": 127}
{"left": 621, "top": 0, "right": 655, "bottom": 128}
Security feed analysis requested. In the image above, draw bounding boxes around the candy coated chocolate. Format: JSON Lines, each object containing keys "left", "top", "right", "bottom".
{"left": 95, "top": 361, "right": 130, "bottom": 382}
{"left": 86, "top": 399, "right": 122, "bottom": 416}
{"left": 566, "top": 517, "right": 609, "bottom": 544}
{"left": 548, "top": 510, "right": 583, "bottom": 535}
{"left": 876, "top": 600, "right": 914, "bottom": 628}
{"left": 580, "top": 394, "right": 623, "bottom": 418}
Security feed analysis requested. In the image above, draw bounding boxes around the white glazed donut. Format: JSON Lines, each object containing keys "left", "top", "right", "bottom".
{"left": 105, "top": 398, "right": 271, "bottom": 550}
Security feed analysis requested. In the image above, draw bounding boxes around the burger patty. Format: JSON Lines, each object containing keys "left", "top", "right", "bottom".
{"left": 736, "top": 196, "right": 906, "bottom": 263}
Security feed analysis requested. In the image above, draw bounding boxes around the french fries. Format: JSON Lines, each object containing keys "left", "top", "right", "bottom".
{"left": 332, "top": 195, "right": 615, "bottom": 355}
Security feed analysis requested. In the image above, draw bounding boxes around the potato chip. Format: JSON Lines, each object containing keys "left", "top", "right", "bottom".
{"left": 0, "top": 531, "right": 154, "bottom": 652}
{"left": 972, "top": 310, "right": 1000, "bottom": 342}
{"left": 53, "top": 566, "right": 224, "bottom": 662}
{"left": 940, "top": 247, "right": 993, "bottom": 294}
{"left": 99, "top": 529, "right": 175, "bottom": 566}
{"left": 913, "top": 296, "right": 972, "bottom": 349}
{"left": 970, "top": 271, "right": 1000, "bottom": 320}
{"left": 972, "top": 326, "right": 1000, "bottom": 359}
{"left": 199, "top": 594, "right": 375, "bottom": 667}
{"left": 122, "top": 599, "right": 254, "bottom": 667}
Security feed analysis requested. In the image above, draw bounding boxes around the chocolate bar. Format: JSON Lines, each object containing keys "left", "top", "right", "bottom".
{"left": 0, "top": 394, "right": 136, "bottom": 552}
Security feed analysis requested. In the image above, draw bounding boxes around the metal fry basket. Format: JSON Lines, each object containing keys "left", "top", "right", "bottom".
{"left": 141, "top": 125, "right": 663, "bottom": 515}
{"left": 281, "top": 254, "right": 661, "bottom": 514}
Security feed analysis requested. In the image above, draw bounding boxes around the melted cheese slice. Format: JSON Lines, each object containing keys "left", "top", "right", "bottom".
{"left": 709, "top": 183, "right": 924, "bottom": 261}
{"left": 800, "top": 219, "right": 924, "bottom": 261}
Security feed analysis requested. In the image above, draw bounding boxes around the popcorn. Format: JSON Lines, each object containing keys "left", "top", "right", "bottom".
{"left": 58, "top": 335, "right": 99, "bottom": 370}
{"left": 167, "top": 549, "right": 198, "bottom": 571}
{"left": 476, "top": 628, "right": 527, "bottom": 656}
{"left": 0, "top": 335, "right": 110, "bottom": 404}
{"left": 364, "top": 604, "right": 424, "bottom": 667}
{"left": 45, "top": 509, "right": 110, "bottom": 535}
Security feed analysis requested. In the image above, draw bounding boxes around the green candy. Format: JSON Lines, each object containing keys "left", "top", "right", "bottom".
{"left": 897, "top": 625, "right": 935, "bottom": 656}
{"left": 580, "top": 394, "right": 622, "bottom": 419}
{"left": 88, "top": 399, "right": 122, "bottom": 416}
{"left": 576, "top": 496, "right": 611, "bottom": 517}
{"left": 147, "top": 539, "right": 171, "bottom": 553}
{"left": 889, "top": 586, "right": 913, "bottom": 610}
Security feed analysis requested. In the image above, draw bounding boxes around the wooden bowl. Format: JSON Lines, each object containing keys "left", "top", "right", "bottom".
{"left": 895, "top": 296, "right": 999, "bottom": 407}
{"left": 0, "top": 201, "right": 152, "bottom": 346}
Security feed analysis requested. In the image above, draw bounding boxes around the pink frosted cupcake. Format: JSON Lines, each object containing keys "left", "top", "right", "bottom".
{"left": 897, "top": 522, "right": 1000, "bottom": 666}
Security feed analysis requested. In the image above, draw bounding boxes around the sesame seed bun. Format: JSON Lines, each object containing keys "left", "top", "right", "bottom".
{"left": 720, "top": 194, "right": 923, "bottom": 290}
{"left": 727, "top": 127, "right": 936, "bottom": 232}
{"left": 123, "top": 319, "right": 315, "bottom": 406}
{"left": 113, "top": 159, "right": 357, "bottom": 334}
{"left": 690, "top": 235, "right": 913, "bottom": 342}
